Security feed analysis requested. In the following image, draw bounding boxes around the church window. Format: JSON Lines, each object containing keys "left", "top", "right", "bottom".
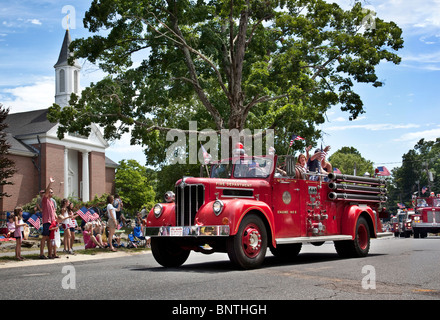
{"left": 59, "top": 69, "right": 66, "bottom": 92}
{"left": 74, "top": 70, "right": 79, "bottom": 93}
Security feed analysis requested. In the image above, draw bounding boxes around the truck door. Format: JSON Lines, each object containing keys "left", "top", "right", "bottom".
{"left": 272, "top": 177, "right": 303, "bottom": 238}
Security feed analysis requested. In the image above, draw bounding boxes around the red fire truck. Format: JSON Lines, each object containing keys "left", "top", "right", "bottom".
{"left": 145, "top": 155, "right": 390, "bottom": 269}
{"left": 412, "top": 196, "right": 440, "bottom": 238}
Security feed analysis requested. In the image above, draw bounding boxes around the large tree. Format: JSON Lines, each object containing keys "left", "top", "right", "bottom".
{"left": 48, "top": 0, "right": 403, "bottom": 165}
{"left": 328, "top": 146, "right": 374, "bottom": 176}
{"left": 0, "top": 105, "right": 17, "bottom": 198}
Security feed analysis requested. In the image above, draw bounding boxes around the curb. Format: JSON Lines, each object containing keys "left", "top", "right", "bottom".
{"left": 0, "top": 250, "right": 150, "bottom": 269}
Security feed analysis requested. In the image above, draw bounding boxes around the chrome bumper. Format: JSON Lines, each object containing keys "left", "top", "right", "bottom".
{"left": 413, "top": 223, "right": 440, "bottom": 228}
{"left": 145, "top": 225, "right": 230, "bottom": 237}
{"left": 376, "top": 232, "right": 393, "bottom": 238}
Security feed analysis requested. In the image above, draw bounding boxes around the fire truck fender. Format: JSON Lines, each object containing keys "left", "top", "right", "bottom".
{"left": 341, "top": 205, "right": 377, "bottom": 239}
{"left": 146, "top": 203, "right": 176, "bottom": 226}
{"left": 218, "top": 199, "right": 276, "bottom": 248}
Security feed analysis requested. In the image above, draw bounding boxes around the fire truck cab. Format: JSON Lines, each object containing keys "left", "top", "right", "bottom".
{"left": 413, "top": 197, "right": 440, "bottom": 238}
{"left": 145, "top": 154, "right": 390, "bottom": 269}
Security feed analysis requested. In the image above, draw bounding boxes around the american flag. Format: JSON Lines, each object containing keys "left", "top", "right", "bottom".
{"left": 422, "top": 186, "right": 428, "bottom": 194}
{"left": 76, "top": 207, "right": 90, "bottom": 222}
{"left": 333, "top": 167, "right": 341, "bottom": 174}
{"left": 28, "top": 214, "right": 41, "bottom": 230}
{"left": 397, "top": 203, "right": 406, "bottom": 209}
{"left": 201, "top": 144, "right": 212, "bottom": 164}
{"left": 376, "top": 166, "right": 391, "bottom": 176}
{"left": 289, "top": 134, "right": 304, "bottom": 146}
{"left": 87, "top": 208, "right": 100, "bottom": 221}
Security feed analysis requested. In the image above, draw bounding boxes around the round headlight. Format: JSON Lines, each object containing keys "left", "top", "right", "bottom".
{"left": 164, "top": 191, "right": 175, "bottom": 203}
{"left": 153, "top": 203, "right": 163, "bottom": 218}
{"left": 213, "top": 200, "right": 224, "bottom": 216}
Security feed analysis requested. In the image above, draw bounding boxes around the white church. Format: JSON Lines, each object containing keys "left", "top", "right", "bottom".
{"left": 2, "top": 30, "right": 117, "bottom": 212}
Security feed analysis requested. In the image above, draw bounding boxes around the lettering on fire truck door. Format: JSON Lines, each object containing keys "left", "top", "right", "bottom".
{"left": 272, "top": 178, "right": 303, "bottom": 238}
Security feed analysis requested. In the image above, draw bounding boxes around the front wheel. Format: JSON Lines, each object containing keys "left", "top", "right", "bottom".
{"left": 334, "top": 216, "right": 370, "bottom": 258}
{"left": 227, "top": 214, "right": 268, "bottom": 269}
{"left": 151, "top": 238, "right": 190, "bottom": 268}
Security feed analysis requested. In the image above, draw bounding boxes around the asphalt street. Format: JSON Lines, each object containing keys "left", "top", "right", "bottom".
{"left": 1, "top": 236, "right": 439, "bottom": 302}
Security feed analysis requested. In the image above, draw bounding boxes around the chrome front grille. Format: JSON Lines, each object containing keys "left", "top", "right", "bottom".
{"left": 427, "top": 211, "right": 434, "bottom": 223}
{"left": 175, "top": 183, "right": 205, "bottom": 226}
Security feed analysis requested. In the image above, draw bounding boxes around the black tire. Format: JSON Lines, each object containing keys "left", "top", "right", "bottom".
{"left": 270, "top": 243, "right": 302, "bottom": 261}
{"left": 227, "top": 214, "right": 268, "bottom": 269}
{"left": 151, "top": 237, "right": 190, "bottom": 267}
{"left": 334, "top": 216, "right": 370, "bottom": 258}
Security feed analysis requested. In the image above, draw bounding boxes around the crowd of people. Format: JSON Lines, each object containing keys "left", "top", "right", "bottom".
{"left": 293, "top": 145, "right": 332, "bottom": 180}
{"left": 3, "top": 177, "right": 149, "bottom": 260}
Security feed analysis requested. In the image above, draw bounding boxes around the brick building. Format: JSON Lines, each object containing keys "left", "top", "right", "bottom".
{"left": 1, "top": 30, "right": 117, "bottom": 212}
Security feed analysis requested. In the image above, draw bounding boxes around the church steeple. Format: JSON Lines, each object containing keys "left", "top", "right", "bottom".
{"left": 54, "top": 29, "right": 81, "bottom": 108}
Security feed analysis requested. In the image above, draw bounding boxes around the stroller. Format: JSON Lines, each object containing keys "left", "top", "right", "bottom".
{"left": 127, "top": 226, "right": 148, "bottom": 248}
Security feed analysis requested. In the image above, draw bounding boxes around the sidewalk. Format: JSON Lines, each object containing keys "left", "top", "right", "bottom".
{"left": 0, "top": 240, "right": 149, "bottom": 269}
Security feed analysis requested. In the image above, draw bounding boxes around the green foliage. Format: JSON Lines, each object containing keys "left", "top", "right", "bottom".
{"left": 48, "top": 0, "right": 403, "bottom": 166}
{"left": 115, "top": 159, "right": 156, "bottom": 211}
{"left": 328, "top": 146, "right": 374, "bottom": 176}
{"left": 389, "top": 139, "right": 440, "bottom": 209}
{"left": 0, "top": 105, "right": 17, "bottom": 198}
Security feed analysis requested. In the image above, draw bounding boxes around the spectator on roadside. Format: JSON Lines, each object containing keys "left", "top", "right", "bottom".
{"left": 13, "top": 207, "right": 27, "bottom": 261}
{"left": 34, "top": 190, "right": 44, "bottom": 214}
{"left": 113, "top": 194, "right": 127, "bottom": 227}
{"left": 5, "top": 215, "right": 15, "bottom": 238}
{"left": 59, "top": 198, "right": 72, "bottom": 254}
{"left": 106, "top": 195, "right": 118, "bottom": 252}
{"left": 49, "top": 216, "right": 62, "bottom": 259}
{"left": 67, "top": 202, "right": 78, "bottom": 253}
{"left": 39, "top": 177, "right": 57, "bottom": 259}
{"left": 83, "top": 222, "right": 105, "bottom": 249}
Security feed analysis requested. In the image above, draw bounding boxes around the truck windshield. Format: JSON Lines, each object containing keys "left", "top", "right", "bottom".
{"left": 233, "top": 157, "right": 273, "bottom": 178}
{"left": 210, "top": 157, "right": 273, "bottom": 179}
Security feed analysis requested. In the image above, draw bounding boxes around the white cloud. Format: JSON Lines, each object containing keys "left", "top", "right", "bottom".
{"left": 1, "top": 77, "right": 54, "bottom": 113}
{"left": 28, "top": 19, "right": 42, "bottom": 26}
{"left": 394, "top": 127, "right": 440, "bottom": 142}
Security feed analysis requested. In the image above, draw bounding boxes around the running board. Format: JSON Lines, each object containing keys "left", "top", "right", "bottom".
{"left": 276, "top": 235, "right": 353, "bottom": 245}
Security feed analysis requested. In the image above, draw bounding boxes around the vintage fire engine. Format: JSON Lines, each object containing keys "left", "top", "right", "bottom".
{"left": 412, "top": 196, "right": 440, "bottom": 238}
{"left": 145, "top": 155, "right": 390, "bottom": 269}
{"left": 392, "top": 209, "right": 413, "bottom": 238}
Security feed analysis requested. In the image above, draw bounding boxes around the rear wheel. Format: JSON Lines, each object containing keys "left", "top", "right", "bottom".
{"left": 335, "top": 216, "right": 370, "bottom": 258}
{"left": 227, "top": 214, "right": 267, "bottom": 269}
{"left": 151, "top": 238, "right": 190, "bottom": 267}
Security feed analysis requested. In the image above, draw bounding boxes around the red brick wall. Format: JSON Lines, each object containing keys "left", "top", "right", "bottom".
{"left": 40, "top": 143, "right": 65, "bottom": 197}
{"left": 1, "top": 142, "right": 116, "bottom": 212}
{"left": 0, "top": 154, "right": 39, "bottom": 212}
{"left": 105, "top": 167, "right": 116, "bottom": 195}
{"left": 90, "top": 151, "right": 106, "bottom": 199}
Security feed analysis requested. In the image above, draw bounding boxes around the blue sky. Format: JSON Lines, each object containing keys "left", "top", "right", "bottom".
{"left": 1, "top": 1, "right": 440, "bottom": 172}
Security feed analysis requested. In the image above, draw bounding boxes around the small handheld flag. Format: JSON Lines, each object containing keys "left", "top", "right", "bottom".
{"left": 289, "top": 134, "right": 304, "bottom": 147}
{"left": 28, "top": 214, "right": 41, "bottom": 230}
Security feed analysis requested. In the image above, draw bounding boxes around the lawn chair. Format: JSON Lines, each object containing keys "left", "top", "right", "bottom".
{"left": 130, "top": 226, "right": 147, "bottom": 247}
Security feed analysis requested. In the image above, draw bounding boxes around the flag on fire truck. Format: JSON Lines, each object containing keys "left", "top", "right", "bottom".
{"left": 376, "top": 166, "right": 391, "bottom": 176}
{"left": 289, "top": 134, "right": 304, "bottom": 146}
